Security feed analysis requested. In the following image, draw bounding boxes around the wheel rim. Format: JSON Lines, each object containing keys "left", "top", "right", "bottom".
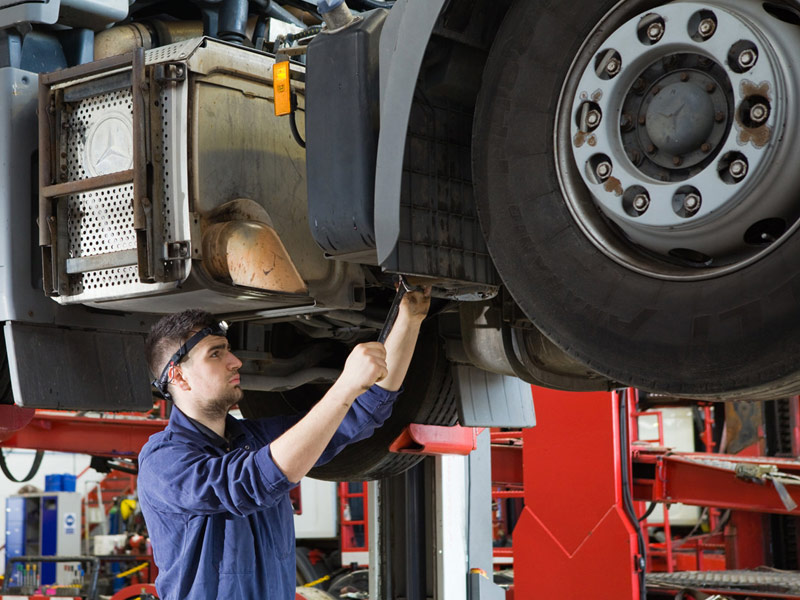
{"left": 557, "top": 0, "right": 800, "bottom": 280}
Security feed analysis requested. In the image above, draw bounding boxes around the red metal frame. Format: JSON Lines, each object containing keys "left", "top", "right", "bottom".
{"left": 502, "top": 391, "right": 800, "bottom": 599}
{"left": 338, "top": 481, "right": 369, "bottom": 566}
{"left": 389, "top": 423, "right": 479, "bottom": 455}
{"left": 490, "top": 430, "right": 523, "bottom": 568}
{"left": 511, "top": 387, "right": 641, "bottom": 599}
{"left": 633, "top": 449, "right": 800, "bottom": 515}
{"left": 1, "top": 409, "right": 167, "bottom": 457}
{"left": 631, "top": 402, "right": 730, "bottom": 574}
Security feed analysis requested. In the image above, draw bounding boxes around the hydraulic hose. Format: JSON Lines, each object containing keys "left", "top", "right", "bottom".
{"left": 618, "top": 389, "right": 647, "bottom": 600}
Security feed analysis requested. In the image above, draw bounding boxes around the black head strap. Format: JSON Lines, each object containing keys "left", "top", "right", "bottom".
{"left": 152, "top": 321, "right": 229, "bottom": 400}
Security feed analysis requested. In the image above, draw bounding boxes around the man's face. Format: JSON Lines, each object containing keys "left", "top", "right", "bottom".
{"left": 176, "top": 334, "right": 243, "bottom": 419}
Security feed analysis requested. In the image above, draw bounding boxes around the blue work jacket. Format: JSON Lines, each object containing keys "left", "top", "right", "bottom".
{"left": 137, "top": 385, "right": 399, "bottom": 600}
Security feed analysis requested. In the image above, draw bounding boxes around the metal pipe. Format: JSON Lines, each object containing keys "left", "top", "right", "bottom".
{"left": 239, "top": 368, "right": 340, "bottom": 392}
{"left": 95, "top": 21, "right": 204, "bottom": 60}
{"left": 320, "top": 0, "right": 354, "bottom": 31}
{"left": 236, "top": 343, "right": 335, "bottom": 377}
{"left": 218, "top": 0, "right": 250, "bottom": 43}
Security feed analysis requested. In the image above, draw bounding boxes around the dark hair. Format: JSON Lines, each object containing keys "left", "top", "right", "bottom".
{"left": 145, "top": 309, "right": 219, "bottom": 378}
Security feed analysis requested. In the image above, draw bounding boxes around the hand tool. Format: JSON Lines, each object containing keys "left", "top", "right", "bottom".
{"left": 377, "top": 275, "right": 420, "bottom": 344}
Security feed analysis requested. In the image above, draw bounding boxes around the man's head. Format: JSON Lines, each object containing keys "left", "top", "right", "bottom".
{"left": 146, "top": 309, "right": 243, "bottom": 417}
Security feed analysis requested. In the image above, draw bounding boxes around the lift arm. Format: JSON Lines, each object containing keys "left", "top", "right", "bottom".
{"left": 633, "top": 447, "right": 800, "bottom": 515}
{"left": 0, "top": 405, "right": 166, "bottom": 457}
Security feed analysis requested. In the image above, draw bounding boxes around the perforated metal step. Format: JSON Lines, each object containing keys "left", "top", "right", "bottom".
{"left": 646, "top": 569, "right": 800, "bottom": 595}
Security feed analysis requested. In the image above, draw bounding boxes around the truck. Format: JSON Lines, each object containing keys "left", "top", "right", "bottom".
{"left": 1, "top": 0, "right": 798, "bottom": 479}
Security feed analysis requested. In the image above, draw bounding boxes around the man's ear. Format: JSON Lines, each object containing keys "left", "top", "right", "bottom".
{"left": 171, "top": 365, "right": 191, "bottom": 392}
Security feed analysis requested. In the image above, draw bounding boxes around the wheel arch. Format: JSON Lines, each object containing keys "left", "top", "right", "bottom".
{"left": 374, "top": 0, "right": 513, "bottom": 264}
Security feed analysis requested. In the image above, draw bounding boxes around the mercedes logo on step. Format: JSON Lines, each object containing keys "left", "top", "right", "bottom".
{"left": 84, "top": 110, "right": 134, "bottom": 177}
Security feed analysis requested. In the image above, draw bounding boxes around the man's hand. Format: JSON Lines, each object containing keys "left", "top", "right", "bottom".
{"left": 336, "top": 342, "right": 388, "bottom": 396}
{"left": 398, "top": 286, "right": 431, "bottom": 323}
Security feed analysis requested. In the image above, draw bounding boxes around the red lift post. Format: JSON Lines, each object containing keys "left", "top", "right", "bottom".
{"left": 501, "top": 390, "right": 800, "bottom": 600}
{"left": 511, "top": 388, "right": 642, "bottom": 599}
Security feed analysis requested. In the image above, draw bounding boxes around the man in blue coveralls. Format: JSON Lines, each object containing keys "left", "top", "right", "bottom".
{"left": 137, "top": 287, "right": 430, "bottom": 600}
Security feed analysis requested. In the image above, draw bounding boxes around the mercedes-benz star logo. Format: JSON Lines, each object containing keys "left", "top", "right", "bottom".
{"left": 84, "top": 111, "right": 134, "bottom": 177}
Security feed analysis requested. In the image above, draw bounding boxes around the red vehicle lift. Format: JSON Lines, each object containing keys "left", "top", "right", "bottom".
{"left": 495, "top": 388, "right": 800, "bottom": 600}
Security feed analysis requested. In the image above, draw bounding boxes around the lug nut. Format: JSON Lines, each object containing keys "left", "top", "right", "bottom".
{"left": 647, "top": 22, "right": 665, "bottom": 42}
{"left": 715, "top": 111, "right": 725, "bottom": 123}
{"left": 673, "top": 156, "right": 683, "bottom": 166}
{"left": 698, "top": 18, "right": 716, "bottom": 38}
{"left": 706, "top": 82, "right": 716, "bottom": 93}
{"left": 606, "top": 57, "right": 621, "bottom": 76}
{"left": 749, "top": 103, "right": 769, "bottom": 125}
{"left": 646, "top": 144, "right": 656, "bottom": 154}
{"left": 683, "top": 193, "right": 701, "bottom": 213}
{"left": 729, "top": 159, "right": 748, "bottom": 179}
{"left": 701, "top": 143, "right": 711, "bottom": 153}
{"left": 595, "top": 161, "right": 613, "bottom": 180}
{"left": 586, "top": 109, "right": 602, "bottom": 128}
{"left": 633, "top": 194, "right": 650, "bottom": 213}
{"left": 737, "top": 48, "right": 757, "bottom": 70}
{"left": 680, "top": 72, "right": 689, "bottom": 82}
{"left": 633, "top": 77, "right": 646, "bottom": 92}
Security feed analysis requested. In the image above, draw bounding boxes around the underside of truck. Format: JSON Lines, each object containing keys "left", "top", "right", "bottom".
{"left": 2, "top": 0, "right": 800, "bottom": 478}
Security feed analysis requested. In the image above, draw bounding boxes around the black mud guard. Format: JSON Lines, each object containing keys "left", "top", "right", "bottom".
{"left": 305, "top": 0, "right": 447, "bottom": 263}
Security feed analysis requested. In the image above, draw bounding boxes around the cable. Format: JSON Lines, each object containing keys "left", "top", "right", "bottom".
{"left": 0, "top": 448, "right": 44, "bottom": 483}
{"left": 290, "top": 92, "right": 306, "bottom": 148}
{"left": 638, "top": 502, "right": 658, "bottom": 523}
{"left": 619, "top": 389, "right": 647, "bottom": 600}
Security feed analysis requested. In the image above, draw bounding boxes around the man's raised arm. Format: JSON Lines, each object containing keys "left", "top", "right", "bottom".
{"left": 269, "top": 288, "right": 431, "bottom": 482}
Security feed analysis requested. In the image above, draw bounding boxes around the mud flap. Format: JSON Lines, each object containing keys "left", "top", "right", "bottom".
{"left": 4, "top": 321, "right": 152, "bottom": 410}
{"left": 455, "top": 365, "right": 535, "bottom": 428}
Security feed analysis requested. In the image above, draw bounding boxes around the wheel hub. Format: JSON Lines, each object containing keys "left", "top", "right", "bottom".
{"left": 645, "top": 81, "right": 713, "bottom": 154}
{"left": 562, "top": 0, "right": 800, "bottom": 278}
{"left": 624, "top": 54, "right": 730, "bottom": 176}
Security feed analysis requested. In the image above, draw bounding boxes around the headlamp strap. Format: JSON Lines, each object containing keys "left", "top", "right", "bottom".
{"left": 152, "top": 322, "right": 229, "bottom": 399}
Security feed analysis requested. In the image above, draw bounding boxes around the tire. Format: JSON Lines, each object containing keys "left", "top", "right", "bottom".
{"left": 473, "top": 0, "right": 800, "bottom": 400}
{"left": 295, "top": 588, "right": 336, "bottom": 600}
{"left": 328, "top": 569, "right": 369, "bottom": 598}
{"left": 296, "top": 546, "right": 330, "bottom": 589}
{"left": 240, "top": 321, "right": 458, "bottom": 481}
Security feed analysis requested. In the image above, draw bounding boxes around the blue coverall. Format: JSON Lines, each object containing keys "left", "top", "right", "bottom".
{"left": 138, "top": 385, "right": 398, "bottom": 599}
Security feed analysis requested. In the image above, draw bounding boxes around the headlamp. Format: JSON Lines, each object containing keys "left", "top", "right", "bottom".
{"left": 152, "top": 321, "right": 229, "bottom": 400}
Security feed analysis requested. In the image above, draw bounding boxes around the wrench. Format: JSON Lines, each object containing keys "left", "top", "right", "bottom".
{"left": 377, "top": 275, "right": 420, "bottom": 344}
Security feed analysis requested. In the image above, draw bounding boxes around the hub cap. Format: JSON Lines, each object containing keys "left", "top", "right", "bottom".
{"left": 561, "top": 0, "right": 800, "bottom": 279}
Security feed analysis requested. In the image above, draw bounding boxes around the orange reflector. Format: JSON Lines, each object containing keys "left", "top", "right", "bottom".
{"left": 273, "top": 61, "right": 291, "bottom": 116}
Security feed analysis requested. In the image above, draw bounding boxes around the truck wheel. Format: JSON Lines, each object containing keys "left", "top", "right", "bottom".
{"left": 310, "top": 318, "right": 457, "bottom": 481}
{"left": 474, "top": 0, "right": 800, "bottom": 399}
{"left": 240, "top": 321, "right": 457, "bottom": 481}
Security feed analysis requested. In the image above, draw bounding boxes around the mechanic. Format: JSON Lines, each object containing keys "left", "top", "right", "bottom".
{"left": 137, "top": 287, "right": 430, "bottom": 600}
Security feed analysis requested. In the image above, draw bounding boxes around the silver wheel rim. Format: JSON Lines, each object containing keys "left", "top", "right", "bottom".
{"left": 556, "top": 0, "right": 800, "bottom": 280}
